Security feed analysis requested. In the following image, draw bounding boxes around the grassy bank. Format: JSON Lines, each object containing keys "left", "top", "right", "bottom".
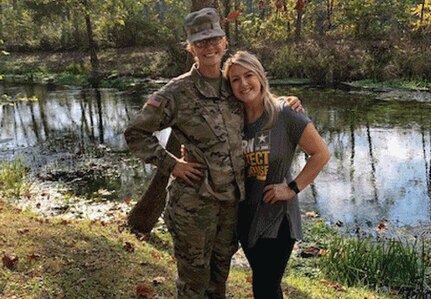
{"left": 2, "top": 39, "right": 431, "bottom": 90}
{"left": 0, "top": 47, "right": 181, "bottom": 89}
{"left": 1, "top": 199, "right": 405, "bottom": 299}
{"left": 4, "top": 149, "right": 431, "bottom": 299}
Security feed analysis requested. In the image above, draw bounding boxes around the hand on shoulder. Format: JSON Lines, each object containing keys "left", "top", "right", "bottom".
{"left": 279, "top": 96, "right": 305, "bottom": 113}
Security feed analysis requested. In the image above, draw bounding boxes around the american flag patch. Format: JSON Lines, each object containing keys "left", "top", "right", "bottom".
{"left": 145, "top": 94, "right": 162, "bottom": 108}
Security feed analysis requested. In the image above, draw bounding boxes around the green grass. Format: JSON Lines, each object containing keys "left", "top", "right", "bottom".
{"left": 0, "top": 203, "right": 177, "bottom": 298}
{"left": 0, "top": 159, "right": 420, "bottom": 298}
{"left": 349, "top": 79, "right": 431, "bottom": 91}
{"left": 320, "top": 235, "right": 431, "bottom": 297}
{"left": 0, "top": 157, "right": 32, "bottom": 198}
{"left": 0, "top": 199, "right": 406, "bottom": 299}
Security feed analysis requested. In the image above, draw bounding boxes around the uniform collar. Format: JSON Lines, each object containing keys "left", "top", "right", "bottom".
{"left": 190, "top": 64, "right": 233, "bottom": 99}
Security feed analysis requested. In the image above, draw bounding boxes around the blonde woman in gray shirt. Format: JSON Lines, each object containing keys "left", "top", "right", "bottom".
{"left": 224, "top": 51, "right": 330, "bottom": 299}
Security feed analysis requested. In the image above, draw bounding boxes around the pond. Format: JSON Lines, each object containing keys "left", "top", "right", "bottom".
{"left": 1, "top": 82, "right": 430, "bottom": 235}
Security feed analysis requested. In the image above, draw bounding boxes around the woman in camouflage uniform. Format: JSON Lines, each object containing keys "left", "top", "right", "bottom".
{"left": 125, "top": 8, "right": 245, "bottom": 299}
{"left": 125, "top": 7, "right": 302, "bottom": 299}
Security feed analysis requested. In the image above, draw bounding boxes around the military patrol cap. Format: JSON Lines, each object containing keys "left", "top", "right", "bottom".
{"left": 184, "top": 7, "right": 226, "bottom": 43}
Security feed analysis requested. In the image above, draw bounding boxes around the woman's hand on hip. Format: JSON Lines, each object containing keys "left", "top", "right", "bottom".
{"left": 263, "top": 183, "right": 295, "bottom": 204}
{"left": 172, "top": 158, "right": 206, "bottom": 185}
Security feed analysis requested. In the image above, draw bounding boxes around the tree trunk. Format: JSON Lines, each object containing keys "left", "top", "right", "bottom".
{"left": 420, "top": 0, "right": 425, "bottom": 26}
{"left": 0, "top": 2, "right": 3, "bottom": 41}
{"left": 223, "top": 0, "right": 231, "bottom": 40}
{"left": 127, "top": 134, "right": 181, "bottom": 234}
{"left": 80, "top": 0, "right": 99, "bottom": 84}
{"left": 326, "top": 0, "right": 334, "bottom": 32}
{"left": 294, "top": 0, "right": 305, "bottom": 42}
{"left": 295, "top": 10, "right": 303, "bottom": 42}
{"left": 233, "top": 0, "right": 240, "bottom": 46}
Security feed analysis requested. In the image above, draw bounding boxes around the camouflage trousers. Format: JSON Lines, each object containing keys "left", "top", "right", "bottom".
{"left": 164, "top": 181, "right": 239, "bottom": 299}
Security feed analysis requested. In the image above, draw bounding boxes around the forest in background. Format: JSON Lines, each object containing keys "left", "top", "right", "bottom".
{"left": 1, "top": 0, "right": 430, "bottom": 85}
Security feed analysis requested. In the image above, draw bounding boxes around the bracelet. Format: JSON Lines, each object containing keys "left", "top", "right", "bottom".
{"left": 288, "top": 180, "right": 300, "bottom": 194}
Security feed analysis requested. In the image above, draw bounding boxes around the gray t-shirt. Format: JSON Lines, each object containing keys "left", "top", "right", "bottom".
{"left": 238, "top": 100, "right": 311, "bottom": 248}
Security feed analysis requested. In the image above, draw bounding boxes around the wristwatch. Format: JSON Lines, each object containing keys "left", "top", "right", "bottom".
{"left": 288, "top": 180, "right": 300, "bottom": 194}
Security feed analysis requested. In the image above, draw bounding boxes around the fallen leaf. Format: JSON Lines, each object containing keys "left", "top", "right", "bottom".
{"left": 2, "top": 253, "right": 19, "bottom": 270}
{"left": 151, "top": 251, "right": 162, "bottom": 260}
{"left": 60, "top": 219, "right": 71, "bottom": 225}
{"left": 152, "top": 276, "right": 166, "bottom": 285}
{"left": 117, "top": 224, "right": 127, "bottom": 233}
{"left": 329, "top": 283, "right": 347, "bottom": 292}
{"left": 123, "top": 242, "right": 135, "bottom": 252}
{"left": 305, "top": 211, "right": 319, "bottom": 218}
{"left": 27, "top": 253, "right": 42, "bottom": 262}
{"left": 318, "top": 249, "right": 328, "bottom": 256}
{"left": 300, "top": 246, "right": 321, "bottom": 258}
{"left": 17, "top": 228, "right": 30, "bottom": 234}
{"left": 123, "top": 197, "right": 132, "bottom": 204}
{"left": 320, "top": 279, "right": 330, "bottom": 285}
{"left": 136, "top": 283, "right": 154, "bottom": 298}
{"left": 377, "top": 220, "right": 386, "bottom": 231}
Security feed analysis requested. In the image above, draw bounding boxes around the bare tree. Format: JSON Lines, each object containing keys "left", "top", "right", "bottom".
{"left": 79, "top": 0, "right": 99, "bottom": 77}
{"left": 223, "top": 0, "right": 231, "bottom": 40}
{"left": 294, "top": 0, "right": 306, "bottom": 42}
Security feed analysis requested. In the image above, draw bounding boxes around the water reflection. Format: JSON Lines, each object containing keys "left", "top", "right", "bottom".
{"left": 0, "top": 84, "right": 139, "bottom": 151}
{"left": 1, "top": 83, "right": 431, "bottom": 231}
{"left": 280, "top": 87, "right": 431, "bottom": 230}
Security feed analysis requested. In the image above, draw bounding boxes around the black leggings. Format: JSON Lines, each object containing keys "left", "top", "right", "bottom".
{"left": 241, "top": 217, "right": 296, "bottom": 299}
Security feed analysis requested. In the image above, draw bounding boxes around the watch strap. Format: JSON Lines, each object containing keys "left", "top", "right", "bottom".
{"left": 288, "top": 180, "right": 300, "bottom": 194}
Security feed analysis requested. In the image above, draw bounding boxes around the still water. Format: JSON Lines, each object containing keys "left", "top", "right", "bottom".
{"left": 1, "top": 83, "right": 430, "bottom": 232}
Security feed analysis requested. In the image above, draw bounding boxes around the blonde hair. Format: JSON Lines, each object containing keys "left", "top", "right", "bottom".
{"left": 223, "top": 51, "right": 279, "bottom": 129}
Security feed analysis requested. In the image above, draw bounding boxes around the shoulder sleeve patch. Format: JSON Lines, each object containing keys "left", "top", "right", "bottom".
{"left": 145, "top": 94, "right": 163, "bottom": 108}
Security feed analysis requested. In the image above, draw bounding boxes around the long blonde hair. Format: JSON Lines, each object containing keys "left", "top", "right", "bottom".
{"left": 223, "top": 51, "right": 279, "bottom": 129}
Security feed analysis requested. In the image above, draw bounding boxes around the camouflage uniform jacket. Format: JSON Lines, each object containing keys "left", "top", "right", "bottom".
{"left": 124, "top": 64, "right": 245, "bottom": 202}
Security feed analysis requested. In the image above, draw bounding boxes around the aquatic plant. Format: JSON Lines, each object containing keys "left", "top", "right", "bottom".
{"left": 320, "top": 234, "right": 431, "bottom": 297}
{"left": 0, "top": 94, "right": 38, "bottom": 106}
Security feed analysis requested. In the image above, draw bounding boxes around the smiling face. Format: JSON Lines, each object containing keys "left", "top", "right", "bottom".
{"left": 228, "top": 64, "right": 263, "bottom": 106}
{"left": 190, "top": 37, "right": 227, "bottom": 75}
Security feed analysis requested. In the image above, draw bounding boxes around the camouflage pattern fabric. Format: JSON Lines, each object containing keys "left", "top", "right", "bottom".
{"left": 124, "top": 64, "right": 245, "bottom": 298}
{"left": 124, "top": 64, "right": 245, "bottom": 201}
{"left": 164, "top": 181, "right": 238, "bottom": 299}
